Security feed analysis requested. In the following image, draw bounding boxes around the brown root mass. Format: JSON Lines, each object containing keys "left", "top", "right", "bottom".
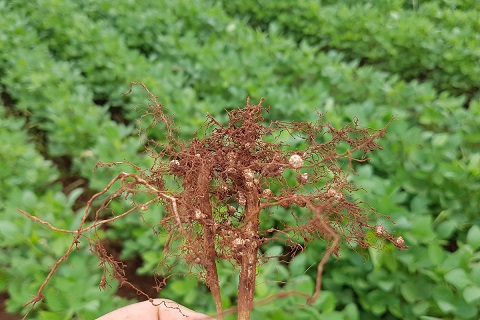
{"left": 20, "top": 83, "right": 407, "bottom": 320}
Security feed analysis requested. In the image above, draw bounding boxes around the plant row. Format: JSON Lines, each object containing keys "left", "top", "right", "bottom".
{"left": 219, "top": 0, "right": 480, "bottom": 101}
{"left": 1, "top": 0, "right": 479, "bottom": 319}
{"left": 319, "top": 0, "right": 480, "bottom": 11}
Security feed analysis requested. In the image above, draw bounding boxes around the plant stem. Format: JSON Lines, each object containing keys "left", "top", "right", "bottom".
{"left": 237, "top": 189, "right": 260, "bottom": 320}
{"left": 204, "top": 226, "right": 224, "bottom": 319}
{"left": 197, "top": 163, "right": 224, "bottom": 319}
{"left": 237, "top": 243, "right": 257, "bottom": 320}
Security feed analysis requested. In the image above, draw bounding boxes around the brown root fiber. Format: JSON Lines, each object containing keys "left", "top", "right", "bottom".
{"left": 20, "top": 83, "right": 407, "bottom": 320}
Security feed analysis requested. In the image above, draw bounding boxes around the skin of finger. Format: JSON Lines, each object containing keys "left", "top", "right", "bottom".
{"left": 96, "top": 299, "right": 214, "bottom": 320}
{"left": 159, "top": 299, "right": 214, "bottom": 320}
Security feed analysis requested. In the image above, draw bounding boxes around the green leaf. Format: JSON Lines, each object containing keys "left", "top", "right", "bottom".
{"left": 445, "top": 268, "right": 469, "bottom": 289}
{"left": 435, "top": 219, "right": 458, "bottom": 239}
{"left": 285, "top": 275, "right": 313, "bottom": 295}
{"left": 412, "top": 301, "right": 430, "bottom": 316}
{"left": 319, "top": 291, "right": 336, "bottom": 313}
{"left": 66, "top": 187, "right": 84, "bottom": 208}
{"left": 436, "top": 300, "right": 456, "bottom": 313}
{"left": 427, "top": 243, "right": 446, "bottom": 266}
{"left": 265, "top": 245, "right": 283, "bottom": 257}
{"left": 466, "top": 225, "right": 480, "bottom": 250}
{"left": 401, "top": 281, "right": 420, "bottom": 303}
{"left": 176, "top": 276, "right": 199, "bottom": 296}
{"left": 463, "top": 286, "right": 480, "bottom": 303}
{"left": 343, "top": 303, "right": 359, "bottom": 320}
{"left": 37, "top": 311, "right": 67, "bottom": 320}
{"left": 433, "top": 285, "right": 456, "bottom": 312}
{"left": 21, "top": 190, "right": 38, "bottom": 209}
{"left": 365, "top": 290, "right": 387, "bottom": 315}
{"left": 289, "top": 253, "right": 307, "bottom": 277}
{"left": 471, "top": 264, "right": 480, "bottom": 286}
{"left": 453, "top": 295, "right": 478, "bottom": 318}
{"left": 410, "top": 215, "right": 436, "bottom": 243}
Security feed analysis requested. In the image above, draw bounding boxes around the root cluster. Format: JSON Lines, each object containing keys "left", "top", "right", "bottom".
{"left": 21, "top": 83, "right": 407, "bottom": 320}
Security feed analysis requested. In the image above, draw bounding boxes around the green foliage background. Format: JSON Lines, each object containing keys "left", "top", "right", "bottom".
{"left": 1, "top": 0, "right": 479, "bottom": 319}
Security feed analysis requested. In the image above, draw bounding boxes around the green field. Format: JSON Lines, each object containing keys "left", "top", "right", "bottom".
{"left": 1, "top": 0, "right": 479, "bottom": 319}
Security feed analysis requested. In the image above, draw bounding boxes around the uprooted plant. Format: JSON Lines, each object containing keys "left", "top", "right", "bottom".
{"left": 21, "top": 83, "right": 407, "bottom": 320}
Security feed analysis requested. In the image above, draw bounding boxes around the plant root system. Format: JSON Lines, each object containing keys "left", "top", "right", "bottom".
{"left": 20, "top": 83, "right": 407, "bottom": 320}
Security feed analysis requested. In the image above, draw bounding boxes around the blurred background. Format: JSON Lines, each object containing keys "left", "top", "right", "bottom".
{"left": 1, "top": 0, "right": 479, "bottom": 319}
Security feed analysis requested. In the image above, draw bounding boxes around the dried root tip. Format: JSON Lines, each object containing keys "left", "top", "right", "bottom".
{"left": 227, "top": 204, "right": 236, "bottom": 214}
{"left": 294, "top": 195, "right": 307, "bottom": 207}
{"left": 326, "top": 187, "right": 344, "bottom": 201}
{"left": 219, "top": 185, "right": 228, "bottom": 192}
{"left": 169, "top": 160, "right": 184, "bottom": 175}
{"left": 238, "top": 192, "right": 246, "bottom": 206}
{"left": 280, "top": 199, "right": 293, "bottom": 208}
{"left": 227, "top": 152, "right": 237, "bottom": 162}
{"left": 297, "top": 172, "right": 309, "bottom": 184}
{"left": 226, "top": 167, "right": 237, "bottom": 175}
{"left": 326, "top": 188, "right": 336, "bottom": 197}
{"left": 243, "top": 168, "right": 254, "bottom": 181}
{"left": 374, "top": 225, "right": 386, "bottom": 236}
{"left": 289, "top": 154, "right": 303, "bottom": 168}
{"left": 262, "top": 188, "right": 272, "bottom": 198}
{"left": 233, "top": 238, "right": 246, "bottom": 247}
{"left": 394, "top": 236, "right": 406, "bottom": 249}
{"left": 335, "top": 193, "right": 344, "bottom": 200}
{"left": 194, "top": 209, "right": 206, "bottom": 220}
{"left": 243, "top": 168, "right": 255, "bottom": 188}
